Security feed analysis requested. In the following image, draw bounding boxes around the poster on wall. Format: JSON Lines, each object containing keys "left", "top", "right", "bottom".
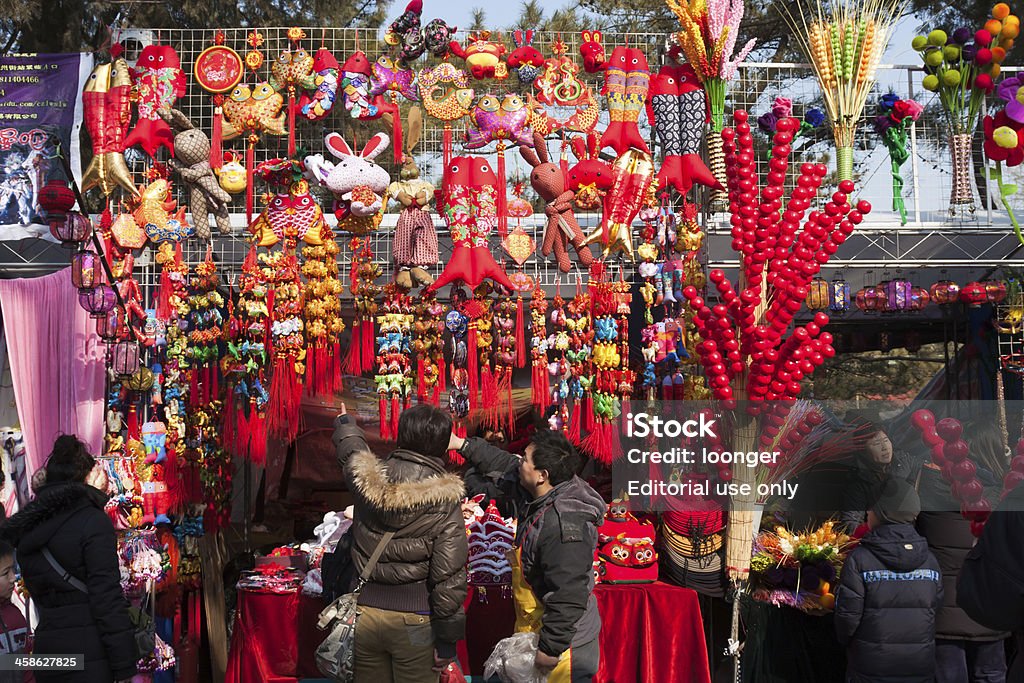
{"left": 0, "top": 53, "right": 92, "bottom": 240}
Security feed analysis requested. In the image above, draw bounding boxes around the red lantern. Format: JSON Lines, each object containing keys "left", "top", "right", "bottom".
{"left": 38, "top": 180, "right": 77, "bottom": 244}
{"left": 960, "top": 282, "right": 988, "bottom": 306}
{"left": 983, "top": 280, "right": 1008, "bottom": 303}
{"left": 78, "top": 284, "right": 116, "bottom": 318}
{"left": 111, "top": 340, "right": 140, "bottom": 377}
{"left": 907, "top": 287, "right": 928, "bottom": 312}
{"left": 930, "top": 280, "right": 960, "bottom": 305}
{"left": 70, "top": 250, "right": 104, "bottom": 292}
{"left": 855, "top": 287, "right": 884, "bottom": 313}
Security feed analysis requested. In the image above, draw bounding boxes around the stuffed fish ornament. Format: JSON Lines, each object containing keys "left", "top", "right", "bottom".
{"left": 125, "top": 45, "right": 187, "bottom": 157}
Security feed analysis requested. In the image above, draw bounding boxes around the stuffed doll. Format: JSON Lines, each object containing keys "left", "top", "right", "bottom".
{"left": 159, "top": 108, "right": 232, "bottom": 239}
{"left": 125, "top": 45, "right": 187, "bottom": 157}
{"left": 520, "top": 131, "right": 594, "bottom": 272}
{"left": 304, "top": 132, "right": 390, "bottom": 234}
{"left": 597, "top": 47, "right": 651, "bottom": 155}
{"left": 388, "top": 109, "right": 436, "bottom": 290}
{"left": 448, "top": 31, "right": 509, "bottom": 80}
{"left": 508, "top": 30, "right": 544, "bottom": 84}
{"left": 567, "top": 132, "right": 614, "bottom": 210}
{"left": 428, "top": 156, "right": 515, "bottom": 292}
{"left": 81, "top": 57, "right": 137, "bottom": 197}
{"left": 647, "top": 64, "right": 723, "bottom": 195}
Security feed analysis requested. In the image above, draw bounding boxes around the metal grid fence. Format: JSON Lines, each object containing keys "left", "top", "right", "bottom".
{"left": 39, "top": 28, "right": 1024, "bottom": 294}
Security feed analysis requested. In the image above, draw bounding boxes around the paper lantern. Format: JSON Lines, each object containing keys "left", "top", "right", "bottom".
{"left": 96, "top": 309, "right": 123, "bottom": 343}
{"left": 855, "top": 287, "right": 879, "bottom": 313}
{"left": 960, "top": 282, "right": 988, "bottom": 306}
{"left": 70, "top": 250, "right": 104, "bottom": 292}
{"left": 984, "top": 280, "right": 1008, "bottom": 303}
{"left": 50, "top": 210, "right": 92, "bottom": 248}
{"left": 111, "top": 339, "right": 140, "bottom": 377}
{"left": 805, "top": 278, "right": 830, "bottom": 310}
{"left": 909, "top": 287, "right": 930, "bottom": 311}
{"left": 829, "top": 278, "right": 850, "bottom": 314}
{"left": 930, "top": 280, "right": 960, "bottom": 305}
{"left": 78, "top": 284, "right": 116, "bottom": 318}
{"left": 885, "top": 278, "right": 912, "bottom": 312}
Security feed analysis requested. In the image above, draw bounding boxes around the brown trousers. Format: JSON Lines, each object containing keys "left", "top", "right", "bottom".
{"left": 354, "top": 605, "right": 438, "bottom": 683}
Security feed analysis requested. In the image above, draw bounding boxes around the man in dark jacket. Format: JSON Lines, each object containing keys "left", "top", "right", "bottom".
{"left": 917, "top": 465, "right": 1008, "bottom": 682}
{"left": 333, "top": 404, "right": 468, "bottom": 681}
{"left": 449, "top": 428, "right": 605, "bottom": 681}
{"left": 958, "top": 481, "right": 1024, "bottom": 683}
{"left": 835, "top": 478, "right": 943, "bottom": 683}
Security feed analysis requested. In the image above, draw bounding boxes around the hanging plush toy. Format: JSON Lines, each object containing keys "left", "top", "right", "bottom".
{"left": 580, "top": 30, "right": 607, "bottom": 74}
{"left": 131, "top": 178, "right": 191, "bottom": 245}
{"left": 508, "top": 30, "right": 545, "bottom": 85}
{"left": 125, "top": 45, "right": 187, "bottom": 157}
{"left": 216, "top": 151, "right": 247, "bottom": 194}
{"left": 222, "top": 81, "right": 287, "bottom": 222}
{"left": 389, "top": 110, "right": 436, "bottom": 290}
{"left": 304, "top": 132, "right": 390, "bottom": 235}
{"left": 413, "top": 293, "right": 446, "bottom": 405}
{"left": 419, "top": 62, "right": 473, "bottom": 167}
{"left": 81, "top": 56, "right": 137, "bottom": 196}
{"left": 465, "top": 93, "right": 533, "bottom": 237}
{"left": 567, "top": 132, "right": 614, "bottom": 210}
{"left": 374, "top": 290, "right": 415, "bottom": 440}
{"left": 449, "top": 31, "right": 509, "bottom": 80}
{"left": 529, "top": 41, "right": 600, "bottom": 136}
{"left": 583, "top": 149, "right": 657, "bottom": 261}
{"left": 248, "top": 177, "right": 327, "bottom": 248}
{"left": 340, "top": 51, "right": 380, "bottom": 119}
{"left": 160, "top": 108, "right": 233, "bottom": 239}
{"left": 647, "top": 64, "right": 722, "bottom": 195}
{"left": 271, "top": 28, "right": 316, "bottom": 157}
{"left": 370, "top": 56, "right": 419, "bottom": 162}
{"left": 597, "top": 47, "right": 651, "bottom": 155}
{"left": 428, "top": 156, "right": 515, "bottom": 293}
{"left": 520, "top": 131, "right": 594, "bottom": 272}
{"left": 299, "top": 46, "right": 340, "bottom": 120}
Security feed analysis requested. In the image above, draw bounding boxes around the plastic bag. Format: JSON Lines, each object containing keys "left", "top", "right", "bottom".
{"left": 483, "top": 632, "right": 549, "bottom": 683}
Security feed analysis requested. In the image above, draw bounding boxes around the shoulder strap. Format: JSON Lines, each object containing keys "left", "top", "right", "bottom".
{"left": 41, "top": 547, "right": 87, "bottom": 594}
{"left": 356, "top": 530, "right": 395, "bottom": 588}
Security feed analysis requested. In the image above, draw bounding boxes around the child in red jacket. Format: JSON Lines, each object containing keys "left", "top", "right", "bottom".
{"left": 0, "top": 540, "right": 32, "bottom": 683}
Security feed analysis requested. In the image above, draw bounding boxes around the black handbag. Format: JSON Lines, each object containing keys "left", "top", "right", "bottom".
{"left": 42, "top": 546, "right": 155, "bottom": 659}
{"left": 320, "top": 528, "right": 355, "bottom": 602}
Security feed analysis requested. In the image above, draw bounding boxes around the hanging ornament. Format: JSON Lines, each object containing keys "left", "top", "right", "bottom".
{"left": 429, "top": 156, "right": 516, "bottom": 292}
{"left": 344, "top": 237, "right": 382, "bottom": 377}
{"left": 419, "top": 62, "right": 474, "bottom": 167}
{"left": 302, "top": 224, "right": 344, "bottom": 399}
{"left": 374, "top": 289, "right": 415, "bottom": 440}
{"left": 184, "top": 252, "right": 225, "bottom": 409}
{"left": 583, "top": 149, "right": 657, "bottom": 261}
{"left": 596, "top": 47, "right": 651, "bottom": 155}
{"left": 125, "top": 44, "right": 187, "bottom": 157}
{"left": 449, "top": 31, "right": 510, "bottom": 80}
{"left": 81, "top": 56, "right": 138, "bottom": 197}
{"left": 413, "top": 292, "right": 446, "bottom": 405}
{"left": 261, "top": 240, "right": 304, "bottom": 443}
{"left": 271, "top": 28, "right": 315, "bottom": 157}
{"left": 299, "top": 45, "right": 340, "bottom": 121}
{"left": 304, "top": 132, "right": 390, "bottom": 235}
{"left": 530, "top": 287, "right": 551, "bottom": 416}
{"left": 194, "top": 32, "right": 244, "bottom": 169}
{"left": 526, "top": 39, "right": 600, "bottom": 136}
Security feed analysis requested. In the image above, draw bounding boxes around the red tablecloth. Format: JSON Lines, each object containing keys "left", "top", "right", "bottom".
{"left": 225, "top": 582, "right": 709, "bottom": 683}
{"left": 225, "top": 590, "right": 324, "bottom": 683}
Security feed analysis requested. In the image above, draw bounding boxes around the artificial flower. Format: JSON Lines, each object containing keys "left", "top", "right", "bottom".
{"left": 757, "top": 111, "right": 778, "bottom": 134}
{"left": 804, "top": 108, "right": 826, "bottom": 127}
{"left": 997, "top": 76, "right": 1024, "bottom": 122}
{"left": 880, "top": 92, "right": 900, "bottom": 110}
{"left": 984, "top": 111, "right": 1024, "bottom": 165}
{"left": 771, "top": 96, "right": 793, "bottom": 118}
{"left": 891, "top": 99, "right": 924, "bottom": 123}
{"left": 873, "top": 114, "right": 894, "bottom": 135}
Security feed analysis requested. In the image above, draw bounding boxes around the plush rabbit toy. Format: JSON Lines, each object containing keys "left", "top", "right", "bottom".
{"left": 159, "top": 107, "right": 232, "bottom": 239}
{"left": 519, "top": 131, "right": 594, "bottom": 272}
{"left": 305, "top": 132, "right": 391, "bottom": 234}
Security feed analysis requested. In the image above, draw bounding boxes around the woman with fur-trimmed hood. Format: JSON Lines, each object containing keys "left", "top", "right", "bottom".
{"left": 332, "top": 403, "right": 468, "bottom": 683}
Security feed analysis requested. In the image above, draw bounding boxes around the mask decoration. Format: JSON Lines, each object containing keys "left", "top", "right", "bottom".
{"left": 647, "top": 64, "right": 723, "bottom": 195}
{"left": 81, "top": 57, "right": 137, "bottom": 197}
{"left": 125, "top": 44, "right": 187, "bottom": 157}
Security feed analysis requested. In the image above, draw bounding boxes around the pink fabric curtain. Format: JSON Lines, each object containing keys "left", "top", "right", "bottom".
{"left": 0, "top": 268, "right": 105, "bottom": 478}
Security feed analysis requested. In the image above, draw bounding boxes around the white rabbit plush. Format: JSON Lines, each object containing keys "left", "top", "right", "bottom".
{"left": 305, "top": 132, "right": 391, "bottom": 234}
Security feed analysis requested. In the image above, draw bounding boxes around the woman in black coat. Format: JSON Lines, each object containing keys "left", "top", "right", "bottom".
{"left": 1, "top": 435, "right": 136, "bottom": 683}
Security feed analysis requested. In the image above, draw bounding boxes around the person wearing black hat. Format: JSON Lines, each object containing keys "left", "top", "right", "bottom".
{"left": 834, "top": 478, "right": 943, "bottom": 683}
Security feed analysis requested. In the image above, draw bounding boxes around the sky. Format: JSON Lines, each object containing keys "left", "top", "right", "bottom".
{"left": 437, "top": 0, "right": 568, "bottom": 30}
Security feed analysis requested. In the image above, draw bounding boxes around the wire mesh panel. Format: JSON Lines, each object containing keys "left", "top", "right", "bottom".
{"left": 62, "top": 28, "right": 1024, "bottom": 295}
